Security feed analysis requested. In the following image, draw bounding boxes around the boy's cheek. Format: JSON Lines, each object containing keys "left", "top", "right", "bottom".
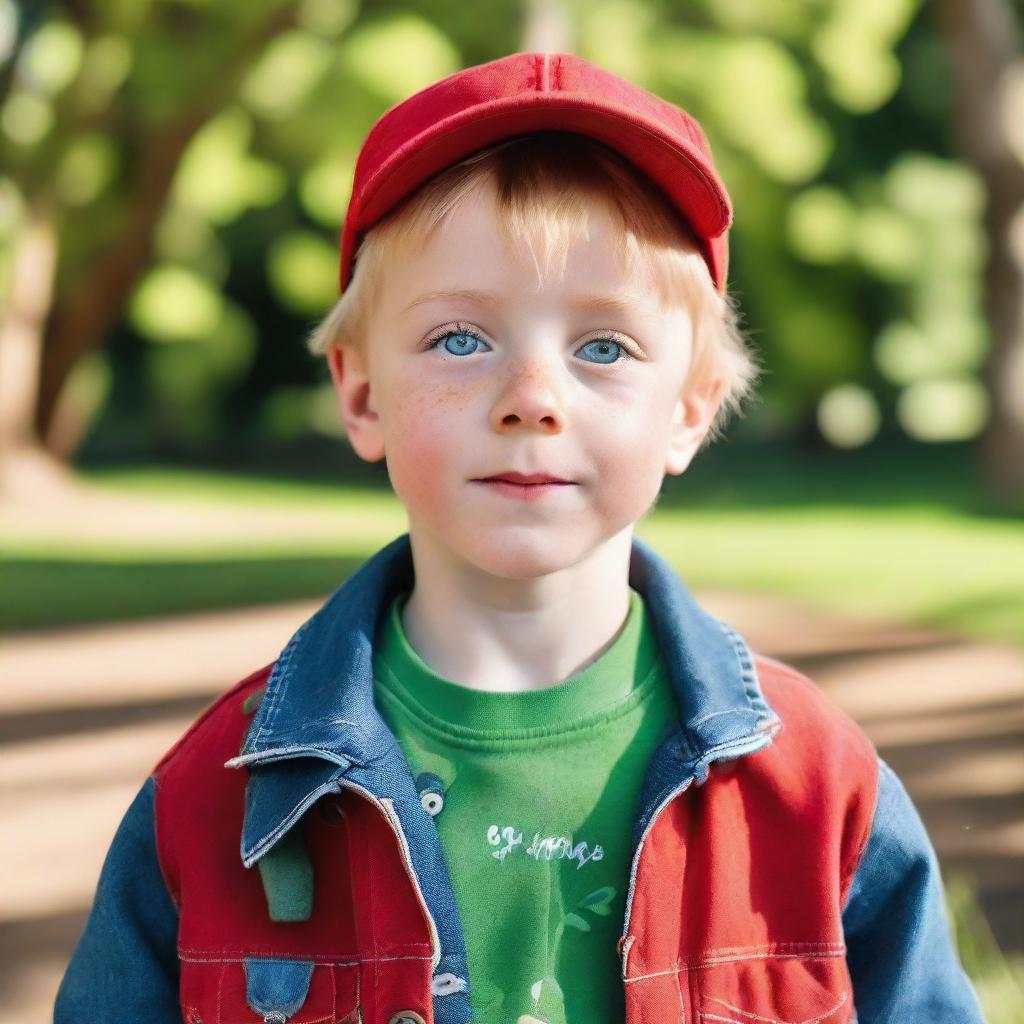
{"left": 599, "top": 455, "right": 664, "bottom": 521}
{"left": 383, "top": 405, "right": 459, "bottom": 513}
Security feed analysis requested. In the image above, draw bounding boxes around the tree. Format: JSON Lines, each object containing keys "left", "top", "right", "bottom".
{"left": 0, "top": 0, "right": 304, "bottom": 500}
{"left": 933, "top": 0, "right": 1024, "bottom": 502}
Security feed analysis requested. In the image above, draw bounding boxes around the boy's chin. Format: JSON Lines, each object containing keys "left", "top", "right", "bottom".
{"left": 432, "top": 524, "right": 624, "bottom": 581}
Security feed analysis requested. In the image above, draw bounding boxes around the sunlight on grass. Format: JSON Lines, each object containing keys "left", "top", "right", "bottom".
{"left": 2, "top": 466, "right": 1022, "bottom": 647}
{"left": 638, "top": 506, "right": 1024, "bottom": 646}
{"left": 946, "top": 871, "right": 1024, "bottom": 1023}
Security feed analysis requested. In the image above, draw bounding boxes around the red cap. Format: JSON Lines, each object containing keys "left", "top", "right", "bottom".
{"left": 338, "top": 51, "right": 733, "bottom": 294}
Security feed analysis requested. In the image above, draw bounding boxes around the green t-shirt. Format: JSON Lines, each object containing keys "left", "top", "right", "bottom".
{"left": 373, "top": 587, "right": 678, "bottom": 1023}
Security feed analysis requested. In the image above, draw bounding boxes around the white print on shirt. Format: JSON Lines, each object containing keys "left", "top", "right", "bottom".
{"left": 486, "top": 824, "right": 604, "bottom": 869}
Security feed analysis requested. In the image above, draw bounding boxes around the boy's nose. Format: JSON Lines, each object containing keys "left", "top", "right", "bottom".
{"left": 490, "top": 363, "right": 566, "bottom": 434}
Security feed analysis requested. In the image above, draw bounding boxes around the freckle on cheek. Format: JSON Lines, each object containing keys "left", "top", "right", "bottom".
{"left": 387, "top": 375, "right": 490, "bottom": 515}
{"left": 388, "top": 395, "right": 455, "bottom": 512}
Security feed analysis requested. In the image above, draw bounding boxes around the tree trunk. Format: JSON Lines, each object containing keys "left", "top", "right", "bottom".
{"left": 933, "top": 0, "right": 1024, "bottom": 503}
{"left": 32, "top": 0, "right": 304, "bottom": 455}
{"left": 0, "top": 196, "right": 79, "bottom": 501}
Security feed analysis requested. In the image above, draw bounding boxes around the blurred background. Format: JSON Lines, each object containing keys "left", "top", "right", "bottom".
{"left": 1, "top": 0, "right": 1022, "bottom": 1021}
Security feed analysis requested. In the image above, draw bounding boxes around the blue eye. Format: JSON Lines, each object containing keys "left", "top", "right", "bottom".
{"left": 427, "top": 328, "right": 633, "bottom": 364}
{"left": 578, "top": 338, "right": 627, "bottom": 364}
{"left": 428, "top": 329, "right": 489, "bottom": 357}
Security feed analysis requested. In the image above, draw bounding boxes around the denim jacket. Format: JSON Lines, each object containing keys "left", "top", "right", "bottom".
{"left": 54, "top": 532, "right": 987, "bottom": 1024}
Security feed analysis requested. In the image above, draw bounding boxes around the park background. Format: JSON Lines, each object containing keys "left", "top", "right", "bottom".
{"left": 1, "top": 0, "right": 1022, "bottom": 1021}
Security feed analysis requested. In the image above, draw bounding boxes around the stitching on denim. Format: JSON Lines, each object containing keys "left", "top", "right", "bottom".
{"left": 251, "top": 614, "right": 307, "bottom": 745}
{"left": 689, "top": 707, "right": 762, "bottom": 729}
{"left": 703, "top": 990, "right": 849, "bottom": 1024}
{"left": 716, "top": 620, "right": 765, "bottom": 714}
{"left": 251, "top": 618, "right": 311, "bottom": 750}
{"left": 698, "top": 731, "right": 776, "bottom": 763}
{"left": 676, "top": 962, "right": 686, "bottom": 1023}
{"left": 230, "top": 743, "right": 365, "bottom": 772}
{"left": 718, "top": 620, "right": 754, "bottom": 677}
{"left": 248, "top": 777, "right": 344, "bottom": 862}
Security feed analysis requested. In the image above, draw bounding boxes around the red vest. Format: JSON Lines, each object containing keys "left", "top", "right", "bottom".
{"left": 151, "top": 653, "right": 877, "bottom": 1024}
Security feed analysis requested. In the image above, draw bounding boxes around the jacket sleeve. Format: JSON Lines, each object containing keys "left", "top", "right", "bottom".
{"left": 54, "top": 774, "right": 181, "bottom": 1023}
{"left": 842, "top": 756, "right": 988, "bottom": 1023}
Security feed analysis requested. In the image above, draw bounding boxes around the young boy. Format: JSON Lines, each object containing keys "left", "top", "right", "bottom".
{"left": 54, "top": 52, "right": 986, "bottom": 1024}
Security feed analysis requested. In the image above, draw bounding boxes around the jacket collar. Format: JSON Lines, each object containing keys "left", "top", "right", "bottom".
{"left": 225, "top": 531, "right": 781, "bottom": 867}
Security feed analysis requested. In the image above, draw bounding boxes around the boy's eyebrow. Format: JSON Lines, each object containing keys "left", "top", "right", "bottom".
{"left": 400, "top": 288, "right": 657, "bottom": 319}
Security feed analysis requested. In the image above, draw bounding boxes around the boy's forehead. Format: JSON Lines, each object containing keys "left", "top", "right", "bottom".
{"left": 398, "top": 286, "right": 669, "bottom": 326}
{"left": 386, "top": 187, "right": 672, "bottom": 320}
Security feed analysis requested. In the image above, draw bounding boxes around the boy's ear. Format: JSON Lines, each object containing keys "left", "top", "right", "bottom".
{"left": 664, "top": 372, "right": 727, "bottom": 477}
{"left": 325, "top": 345, "right": 386, "bottom": 463}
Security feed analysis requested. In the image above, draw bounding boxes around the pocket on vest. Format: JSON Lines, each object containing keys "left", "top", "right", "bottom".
{"left": 692, "top": 947, "right": 853, "bottom": 1024}
{"left": 179, "top": 957, "right": 360, "bottom": 1024}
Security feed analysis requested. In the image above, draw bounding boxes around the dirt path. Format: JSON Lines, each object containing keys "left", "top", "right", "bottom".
{"left": 2, "top": 586, "right": 1022, "bottom": 1023}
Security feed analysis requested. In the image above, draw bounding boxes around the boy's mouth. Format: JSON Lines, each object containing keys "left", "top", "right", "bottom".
{"left": 476, "top": 471, "right": 574, "bottom": 485}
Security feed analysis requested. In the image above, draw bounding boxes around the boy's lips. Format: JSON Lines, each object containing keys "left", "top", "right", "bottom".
{"left": 473, "top": 473, "right": 577, "bottom": 502}
{"left": 475, "top": 471, "right": 574, "bottom": 485}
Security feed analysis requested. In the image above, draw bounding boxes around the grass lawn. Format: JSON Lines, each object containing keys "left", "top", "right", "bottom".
{"left": 1, "top": 441, "right": 1022, "bottom": 646}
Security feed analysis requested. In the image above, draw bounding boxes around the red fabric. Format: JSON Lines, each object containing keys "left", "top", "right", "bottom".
{"left": 153, "top": 656, "right": 877, "bottom": 1024}
{"left": 154, "top": 670, "right": 433, "bottom": 1024}
{"left": 338, "top": 51, "right": 732, "bottom": 295}
{"left": 621, "top": 658, "right": 877, "bottom": 1023}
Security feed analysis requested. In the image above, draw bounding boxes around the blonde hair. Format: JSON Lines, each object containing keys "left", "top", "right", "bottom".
{"left": 306, "top": 132, "right": 762, "bottom": 450}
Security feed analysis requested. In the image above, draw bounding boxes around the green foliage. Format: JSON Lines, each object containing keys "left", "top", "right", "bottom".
{"left": 0, "top": 0, "right": 1006, "bottom": 462}
{"left": 342, "top": 14, "right": 460, "bottom": 103}
{"left": 266, "top": 230, "right": 339, "bottom": 313}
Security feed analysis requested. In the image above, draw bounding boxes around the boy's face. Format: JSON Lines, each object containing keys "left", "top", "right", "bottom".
{"left": 328, "top": 182, "right": 725, "bottom": 580}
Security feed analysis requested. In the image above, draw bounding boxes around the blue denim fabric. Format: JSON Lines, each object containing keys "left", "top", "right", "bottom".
{"left": 53, "top": 775, "right": 180, "bottom": 1022}
{"left": 842, "top": 757, "right": 988, "bottom": 1022}
{"left": 54, "top": 532, "right": 986, "bottom": 1023}
{"left": 245, "top": 957, "right": 315, "bottom": 1018}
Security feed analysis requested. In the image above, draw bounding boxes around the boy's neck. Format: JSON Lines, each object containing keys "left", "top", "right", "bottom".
{"left": 399, "top": 524, "right": 636, "bottom": 694}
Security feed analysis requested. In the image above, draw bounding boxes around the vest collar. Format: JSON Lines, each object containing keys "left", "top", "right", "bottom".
{"left": 225, "top": 531, "right": 781, "bottom": 867}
